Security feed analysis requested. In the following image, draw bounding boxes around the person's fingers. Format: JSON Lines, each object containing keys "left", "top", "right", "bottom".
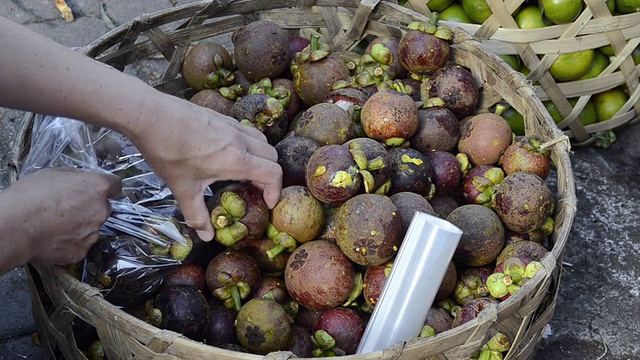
{"left": 227, "top": 153, "right": 282, "bottom": 209}
{"left": 171, "top": 184, "right": 215, "bottom": 241}
{"left": 102, "top": 172, "right": 123, "bottom": 198}
{"left": 241, "top": 135, "right": 279, "bottom": 163}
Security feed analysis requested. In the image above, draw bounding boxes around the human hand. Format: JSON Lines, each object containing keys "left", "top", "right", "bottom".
{"left": 128, "top": 92, "right": 283, "bottom": 242}
{"left": 8, "top": 167, "right": 121, "bottom": 266}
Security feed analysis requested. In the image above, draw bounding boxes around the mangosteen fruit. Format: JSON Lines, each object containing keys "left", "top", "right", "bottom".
{"left": 189, "top": 89, "right": 235, "bottom": 116}
{"left": 360, "top": 90, "right": 419, "bottom": 146}
{"left": 461, "top": 165, "right": 505, "bottom": 206}
{"left": 428, "top": 194, "right": 459, "bottom": 219}
{"left": 236, "top": 298, "right": 294, "bottom": 354}
{"left": 233, "top": 20, "right": 291, "bottom": 81}
{"left": 293, "top": 35, "right": 351, "bottom": 106}
{"left": 208, "top": 182, "right": 269, "bottom": 248}
{"left": 313, "top": 307, "right": 365, "bottom": 355}
{"left": 411, "top": 106, "right": 460, "bottom": 153}
{"left": 287, "top": 324, "right": 314, "bottom": 358}
{"left": 152, "top": 285, "right": 209, "bottom": 341}
{"left": 453, "top": 274, "right": 490, "bottom": 306}
{"left": 275, "top": 135, "right": 320, "bottom": 188}
{"left": 294, "top": 102, "right": 355, "bottom": 145}
{"left": 231, "top": 93, "right": 287, "bottom": 143}
{"left": 390, "top": 191, "right": 435, "bottom": 233}
{"left": 336, "top": 194, "right": 404, "bottom": 266}
{"left": 182, "top": 42, "right": 234, "bottom": 91}
{"left": 429, "top": 65, "right": 479, "bottom": 119}
{"left": 423, "top": 307, "right": 453, "bottom": 335}
{"left": 205, "top": 250, "right": 261, "bottom": 311}
{"left": 397, "top": 14, "right": 452, "bottom": 75}
{"left": 284, "top": 240, "right": 356, "bottom": 310}
{"left": 246, "top": 237, "right": 291, "bottom": 273}
{"left": 425, "top": 150, "right": 463, "bottom": 195}
{"left": 499, "top": 135, "right": 552, "bottom": 180}
{"left": 343, "top": 137, "right": 392, "bottom": 194}
{"left": 163, "top": 262, "right": 207, "bottom": 293}
{"left": 446, "top": 204, "right": 505, "bottom": 267}
{"left": 252, "top": 275, "right": 288, "bottom": 303}
{"left": 436, "top": 260, "right": 458, "bottom": 301}
{"left": 273, "top": 78, "right": 305, "bottom": 120}
{"left": 269, "top": 185, "right": 325, "bottom": 252}
{"left": 451, "top": 297, "right": 499, "bottom": 328}
{"left": 458, "top": 112, "right": 514, "bottom": 166}
{"left": 363, "top": 262, "right": 392, "bottom": 309}
{"left": 283, "top": 36, "right": 312, "bottom": 79}
{"left": 492, "top": 172, "right": 554, "bottom": 234}
{"left": 365, "top": 36, "right": 408, "bottom": 79}
{"left": 205, "top": 302, "right": 239, "bottom": 346}
{"left": 387, "top": 147, "right": 435, "bottom": 197}
{"left": 306, "top": 144, "right": 362, "bottom": 205}
{"left": 496, "top": 240, "right": 549, "bottom": 269}
{"left": 316, "top": 204, "right": 339, "bottom": 242}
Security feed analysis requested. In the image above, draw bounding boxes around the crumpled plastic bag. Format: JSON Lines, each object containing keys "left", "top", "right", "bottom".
{"left": 20, "top": 115, "right": 209, "bottom": 306}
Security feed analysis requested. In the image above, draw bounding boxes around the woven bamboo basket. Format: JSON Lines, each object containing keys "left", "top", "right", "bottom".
{"left": 403, "top": 0, "right": 640, "bottom": 145}
{"left": 8, "top": 0, "right": 577, "bottom": 359}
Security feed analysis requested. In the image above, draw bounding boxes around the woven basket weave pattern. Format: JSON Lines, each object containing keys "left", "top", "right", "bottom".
{"left": 404, "top": 0, "right": 640, "bottom": 145}
{"left": 8, "top": 1, "right": 576, "bottom": 359}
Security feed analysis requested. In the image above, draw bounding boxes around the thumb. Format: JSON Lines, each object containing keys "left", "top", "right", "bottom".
{"left": 173, "top": 188, "right": 215, "bottom": 242}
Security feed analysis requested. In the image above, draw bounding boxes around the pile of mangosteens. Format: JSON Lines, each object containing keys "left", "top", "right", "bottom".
{"left": 75, "top": 14, "right": 559, "bottom": 359}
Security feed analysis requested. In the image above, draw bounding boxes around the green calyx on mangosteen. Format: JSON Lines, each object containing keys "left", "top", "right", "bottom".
{"left": 233, "top": 20, "right": 291, "bottom": 82}
{"left": 305, "top": 144, "right": 363, "bottom": 205}
{"left": 205, "top": 250, "right": 261, "bottom": 311}
{"left": 292, "top": 34, "right": 351, "bottom": 106}
{"left": 344, "top": 137, "right": 392, "bottom": 194}
{"left": 365, "top": 36, "right": 408, "bottom": 79}
{"left": 491, "top": 172, "right": 554, "bottom": 234}
{"left": 336, "top": 194, "right": 404, "bottom": 266}
{"left": 461, "top": 164, "right": 505, "bottom": 207}
{"left": 360, "top": 90, "right": 419, "bottom": 147}
{"left": 248, "top": 77, "right": 292, "bottom": 111}
{"left": 236, "top": 298, "right": 294, "bottom": 355}
{"left": 397, "top": 12, "right": 452, "bottom": 76}
{"left": 182, "top": 42, "right": 234, "bottom": 91}
{"left": 208, "top": 183, "right": 269, "bottom": 248}
{"left": 231, "top": 93, "right": 287, "bottom": 142}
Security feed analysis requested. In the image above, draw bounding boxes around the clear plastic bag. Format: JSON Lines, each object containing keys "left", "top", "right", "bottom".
{"left": 20, "top": 115, "right": 208, "bottom": 305}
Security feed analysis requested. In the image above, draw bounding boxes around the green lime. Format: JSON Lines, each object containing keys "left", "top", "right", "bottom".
{"left": 440, "top": 3, "right": 473, "bottom": 23}
{"left": 633, "top": 45, "right": 640, "bottom": 65}
{"left": 606, "top": 0, "right": 616, "bottom": 13}
{"left": 499, "top": 55, "right": 522, "bottom": 71}
{"left": 549, "top": 49, "right": 595, "bottom": 82}
{"left": 501, "top": 106, "right": 526, "bottom": 135}
{"left": 593, "top": 87, "right": 629, "bottom": 121}
{"left": 539, "top": 0, "right": 583, "bottom": 24}
{"left": 462, "top": 0, "right": 493, "bottom": 24}
{"left": 544, "top": 98, "right": 599, "bottom": 126}
{"left": 576, "top": 50, "right": 609, "bottom": 80}
{"left": 514, "top": 5, "right": 547, "bottom": 29}
{"left": 616, "top": 0, "right": 640, "bottom": 13}
{"left": 428, "top": 0, "right": 455, "bottom": 12}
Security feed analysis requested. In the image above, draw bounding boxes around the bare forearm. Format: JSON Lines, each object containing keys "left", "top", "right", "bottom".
{"left": 0, "top": 189, "right": 34, "bottom": 275}
{"left": 0, "top": 16, "right": 157, "bottom": 138}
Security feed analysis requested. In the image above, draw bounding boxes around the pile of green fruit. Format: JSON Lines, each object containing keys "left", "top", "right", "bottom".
{"left": 76, "top": 16, "right": 558, "bottom": 360}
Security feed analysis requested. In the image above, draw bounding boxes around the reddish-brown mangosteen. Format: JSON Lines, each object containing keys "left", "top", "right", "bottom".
{"left": 313, "top": 307, "right": 365, "bottom": 355}
{"left": 273, "top": 78, "right": 305, "bottom": 120}
{"left": 411, "top": 106, "right": 460, "bottom": 153}
{"left": 284, "top": 240, "right": 356, "bottom": 310}
{"left": 163, "top": 262, "right": 207, "bottom": 293}
{"left": 182, "top": 42, "right": 234, "bottom": 91}
{"left": 461, "top": 164, "right": 505, "bottom": 206}
{"left": 283, "top": 36, "right": 312, "bottom": 79}
{"left": 397, "top": 14, "right": 452, "bottom": 75}
{"left": 252, "top": 275, "right": 288, "bottom": 304}
{"left": 205, "top": 250, "right": 261, "bottom": 311}
{"left": 287, "top": 324, "right": 314, "bottom": 358}
{"left": 436, "top": 260, "right": 458, "bottom": 301}
{"left": 425, "top": 150, "right": 463, "bottom": 195}
{"left": 294, "top": 102, "right": 355, "bottom": 145}
{"left": 495, "top": 240, "right": 550, "bottom": 269}
{"left": 293, "top": 35, "right": 351, "bottom": 106}
{"left": 458, "top": 112, "right": 514, "bottom": 166}
{"left": 492, "top": 172, "right": 554, "bottom": 234}
{"left": 232, "top": 20, "right": 291, "bottom": 81}
{"left": 305, "top": 145, "right": 362, "bottom": 205}
{"left": 429, "top": 65, "right": 479, "bottom": 119}
{"left": 451, "top": 297, "right": 499, "bottom": 328}
{"left": 424, "top": 307, "right": 453, "bottom": 335}
{"left": 336, "top": 194, "right": 404, "bottom": 266}
{"left": 363, "top": 262, "right": 392, "bottom": 309}
{"left": 446, "top": 204, "right": 505, "bottom": 267}
{"left": 499, "top": 135, "right": 552, "bottom": 179}
{"left": 231, "top": 93, "right": 288, "bottom": 144}
{"left": 360, "top": 90, "right": 419, "bottom": 146}
{"left": 429, "top": 194, "right": 459, "bottom": 219}
{"left": 246, "top": 237, "right": 291, "bottom": 273}
{"left": 189, "top": 89, "right": 235, "bottom": 116}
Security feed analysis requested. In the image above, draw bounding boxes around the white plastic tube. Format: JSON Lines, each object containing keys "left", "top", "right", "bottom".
{"left": 356, "top": 211, "right": 463, "bottom": 354}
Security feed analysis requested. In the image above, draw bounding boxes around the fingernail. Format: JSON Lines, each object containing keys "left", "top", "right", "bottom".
{"left": 196, "top": 229, "right": 214, "bottom": 242}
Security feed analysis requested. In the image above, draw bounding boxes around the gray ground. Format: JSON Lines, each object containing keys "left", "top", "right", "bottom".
{"left": 1, "top": 1, "right": 639, "bottom": 359}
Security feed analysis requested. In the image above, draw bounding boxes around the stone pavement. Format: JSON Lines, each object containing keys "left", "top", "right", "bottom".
{"left": 0, "top": 1, "right": 639, "bottom": 359}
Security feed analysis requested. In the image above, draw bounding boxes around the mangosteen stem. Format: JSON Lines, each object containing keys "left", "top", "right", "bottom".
{"left": 204, "top": 68, "right": 235, "bottom": 89}
{"left": 210, "top": 206, "right": 231, "bottom": 230}
{"left": 370, "top": 43, "right": 393, "bottom": 65}
{"left": 214, "top": 221, "right": 249, "bottom": 247}
{"left": 221, "top": 191, "right": 247, "bottom": 219}
{"left": 343, "top": 272, "right": 363, "bottom": 307}
{"left": 266, "top": 232, "right": 297, "bottom": 260}
{"left": 230, "top": 285, "right": 243, "bottom": 312}
{"left": 310, "top": 34, "right": 321, "bottom": 53}
{"left": 419, "top": 325, "right": 436, "bottom": 338}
